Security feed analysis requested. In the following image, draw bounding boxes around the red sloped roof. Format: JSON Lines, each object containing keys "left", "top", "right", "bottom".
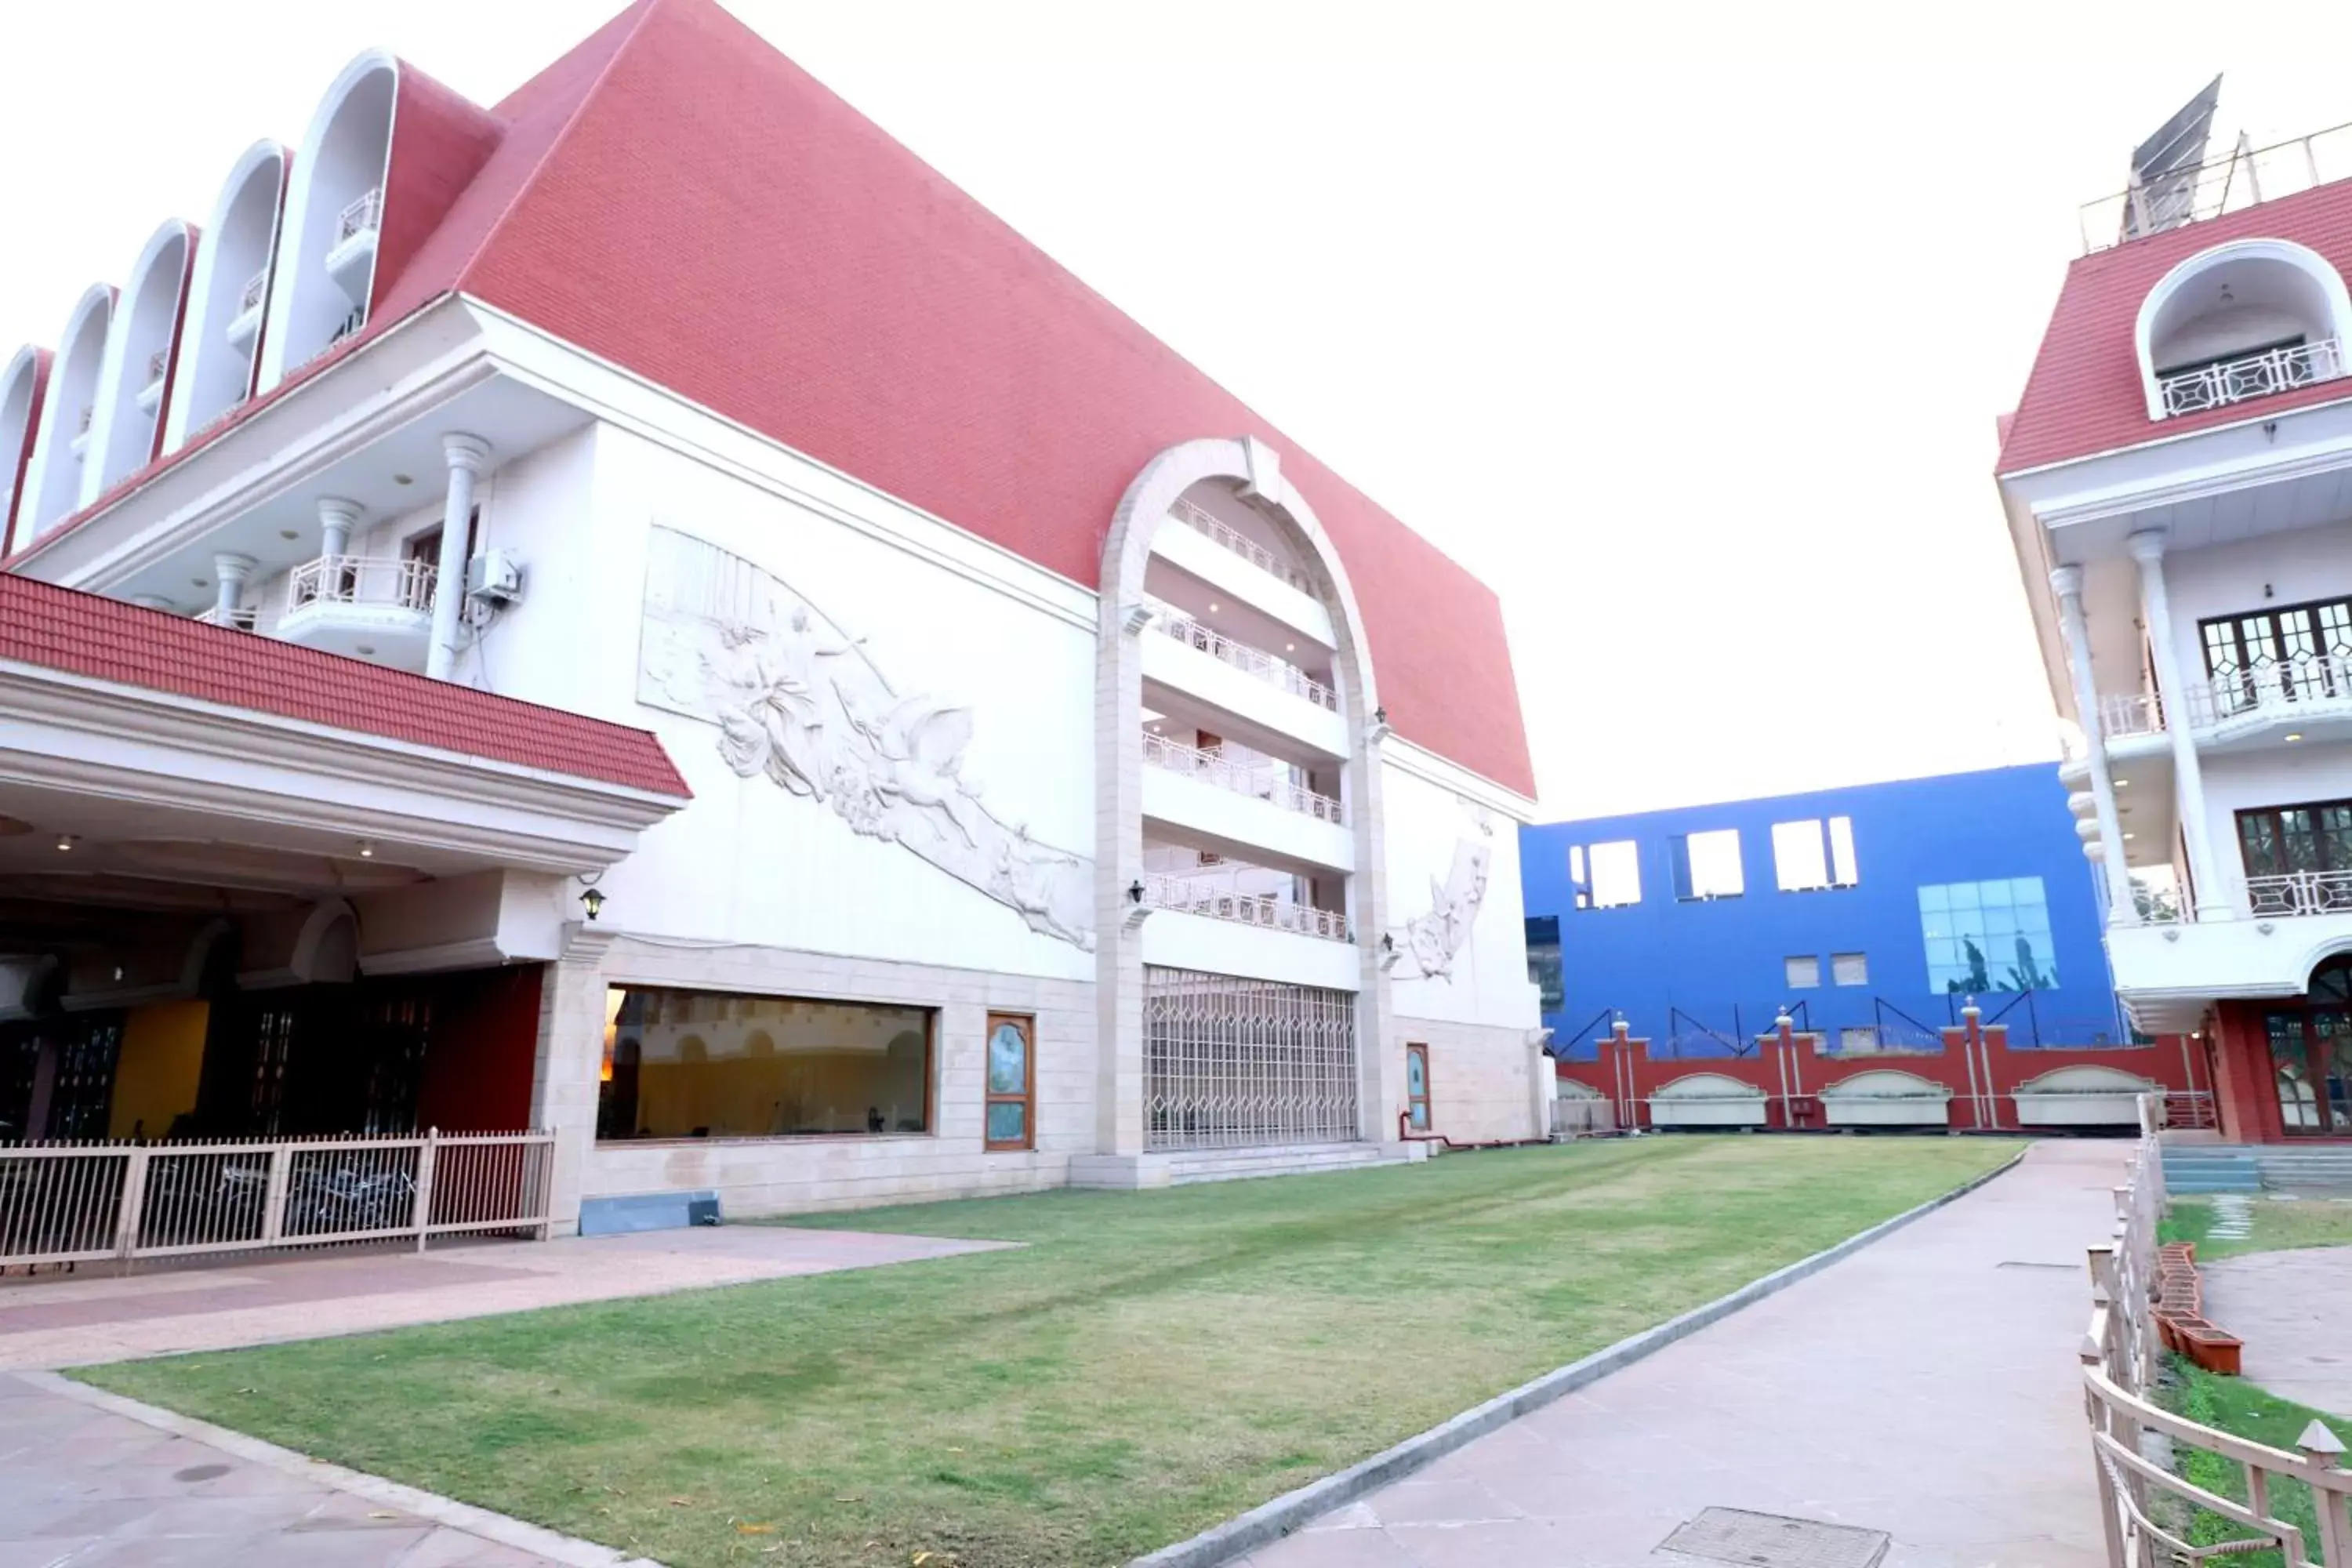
{"left": 0, "top": 573, "right": 689, "bottom": 797}
{"left": 13, "top": 0, "right": 1535, "bottom": 799}
{"left": 1999, "top": 177, "right": 2352, "bottom": 475}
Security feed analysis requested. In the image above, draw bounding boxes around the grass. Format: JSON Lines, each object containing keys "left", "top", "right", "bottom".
{"left": 2161, "top": 1194, "right": 2352, "bottom": 1261}
{"left": 2158, "top": 1356, "right": 2352, "bottom": 1565}
{"left": 78, "top": 1136, "right": 2014, "bottom": 1568}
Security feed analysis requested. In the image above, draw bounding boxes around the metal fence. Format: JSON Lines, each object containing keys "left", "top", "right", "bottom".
{"left": 2082, "top": 1096, "right": 2352, "bottom": 1561}
{"left": 1144, "top": 967, "right": 1358, "bottom": 1150}
{"left": 0, "top": 1131, "right": 554, "bottom": 1271}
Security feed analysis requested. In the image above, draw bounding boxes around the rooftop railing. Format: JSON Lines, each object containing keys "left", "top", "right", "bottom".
{"left": 1169, "top": 497, "right": 1314, "bottom": 593}
{"left": 1141, "top": 731, "right": 1344, "bottom": 825}
{"left": 2159, "top": 336, "right": 2345, "bottom": 416}
{"left": 2081, "top": 120, "right": 2352, "bottom": 252}
{"left": 1146, "top": 601, "right": 1337, "bottom": 710}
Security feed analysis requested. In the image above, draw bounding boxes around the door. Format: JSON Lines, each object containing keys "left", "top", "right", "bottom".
{"left": 1405, "top": 1044, "right": 1432, "bottom": 1132}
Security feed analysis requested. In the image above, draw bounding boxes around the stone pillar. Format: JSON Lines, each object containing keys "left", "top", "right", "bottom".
{"left": 211, "top": 553, "right": 256, "bottom": 623}
{"left": 426, "top": 434, "right": 490, "bottom": 681}
{"left": 531, "top": 927, "right": 614, "bottom": 1236}
{"left": 317, "top": 496, "right": 361, "bottom": 569}
{"left": 2129, "top": 530, "right": 2225, "bottom": 916}
{"left": 1353, "top": 720, "right": 1398, "bottom": 1149}
{"left": 1526, "top": 1032, "right": 1555, "bottom": 1142}
{"left": 2051, "top": 565, "right": 2138, "bottom": 923}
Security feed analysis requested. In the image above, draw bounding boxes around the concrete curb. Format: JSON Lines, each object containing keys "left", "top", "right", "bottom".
{"left": 1128, "top": 1143, "right": 2031, "bottom": 1568}
{"left": 24, "top": 1369, "right": 664, "bottom": 1568}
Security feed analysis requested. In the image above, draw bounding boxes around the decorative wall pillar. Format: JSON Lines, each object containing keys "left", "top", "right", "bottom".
{"left": 2128, "top": 530, "right": 2226, "bottom": 916}
{"left": 2050, "top": 564, "right": 2138, "bottom": 923}
{"left": 426, "top": 433, "right": 490, "bottom": 681}
{"left": 210, "top": 552, "right": 255, "bottom": 623}
{"left": 531, "top": 925, "right": 615, "bottom": 1236}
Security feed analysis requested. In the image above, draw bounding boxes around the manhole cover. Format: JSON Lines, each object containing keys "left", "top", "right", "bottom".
{"left": 172, "top": 1464, "right": 232, "bottom": 1483}
{"left": 1657, "top": 1506, "right": 1889, "bottom": 1567}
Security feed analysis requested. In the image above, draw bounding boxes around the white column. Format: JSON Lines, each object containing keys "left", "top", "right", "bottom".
{"left": 2129, "top": 529, "right": 2226, "bottom": 916}
{"left": 426, "top": 434, "right": 490, "bottom": 681}
{"left": 211, "top": 552, "right": 255, "bottom": 622}
{"left": 317, "top": 495, "right": 360, "bottom": 566}
{"left": 2052, "top": 565, "right": 2137, "bottom": 924}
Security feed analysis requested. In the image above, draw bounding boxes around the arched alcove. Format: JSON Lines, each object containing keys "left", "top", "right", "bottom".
{"left": 86, "top": 220, "right": 196, "bottom": 503}
{"left": 165, "top": 142, "right": 290, "bottom": 451}
{"left": 18, "top": 284, "right": 116, "bottom": 540}
{"left": 261, "top": 52, "right": 397, "bottom": 390}
{"left": 1, "top": 345, "right": 49, "bottom": 553}
{"left": 2135, "top": 238, "right": 2352, "bottom": 418}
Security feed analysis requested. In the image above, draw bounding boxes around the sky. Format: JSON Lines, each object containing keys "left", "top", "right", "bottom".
{"left": 6, "top": 1, "right": 2352, "bottom": 820}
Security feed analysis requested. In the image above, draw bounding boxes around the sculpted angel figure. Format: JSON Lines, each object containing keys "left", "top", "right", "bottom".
{"left": 843, "top": 691, "right": 988, "bottom": 850}
{"left": 709, "top": 608, "right": 862, "bottom": 798}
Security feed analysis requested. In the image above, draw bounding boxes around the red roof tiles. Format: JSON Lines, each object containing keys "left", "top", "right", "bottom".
{"left": 2000, "top": 177, "right": 2352, "bottom": 475}
{"left": 0, "top": 573, "right": 689, "bottom": 797}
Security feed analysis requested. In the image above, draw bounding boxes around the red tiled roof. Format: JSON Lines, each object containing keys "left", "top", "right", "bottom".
{"left": 12, "top": 0, "right": 1536, "bottom": 799}
{"left": 1999, "top": 178, "right": 2352, "bottom": 474}
{"left": 0, "top": 573, "right": 690, "bottom": 797}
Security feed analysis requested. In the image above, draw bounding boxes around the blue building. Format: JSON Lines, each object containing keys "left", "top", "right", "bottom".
{"left": 1521, "top": 765, "right": 2123, "bottom": 1060}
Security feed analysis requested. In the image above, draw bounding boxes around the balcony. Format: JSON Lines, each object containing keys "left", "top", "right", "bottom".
{"left": 2068, "top": 657, "right": 2352, "bottom": 765}
{"left": 2158, "top": 337, "right": 2345, "bottom": 417}
{"left": 192, "top": 604, "right": 256, "bottom": 632}
{"left": 1170, "top": 498, "right": 1312, "bottom": 593}
{"left": 1142, "top": 732, "right": 1341, "bottom": 824}
{"left": 2247, "top": 870, "right": 2352, "bottom": 918}
{"left": 325, "top": 187, "right": 383, "bottom": 305}
{"left": 275, "top": 554, "right": 434, "bottom": 666}
{"left": 1140, "top": 601, "right": 1348, "bottom": 759}
{"left": 134, "top": 350, "right": 169, "bottom": 415}
{"left": 227, "top": 270, "right": 268, "bottom": 352}
{"left": 1142, "top": 871, "right": 1348, "bottom": 941}
{"left": 1146, "top": 603, "right": 1334, "bottom": 710}
{"left": 67, "top": 406, "right": 93, "bottom": 461}
{"left": 1140, "top": 731, "right": 1352, "bottom": 875}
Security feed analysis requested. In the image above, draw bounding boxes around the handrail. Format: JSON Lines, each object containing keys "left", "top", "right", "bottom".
{"left": 2080, "top": 120, "right": 2352, "bottom": 253}
{"left": 1139, "top": 731, "right": 1343, "bottom": 824}
{"left": 2247, "top": 869, "right": 2352, "bottom": 919}
{"left": 143, "top": 349, "right": 169, "bottom": 387}
{"left": 1145, "top": 600, "right": 1338, "bottom": 710}
{"left": 1141, "top": 871, "right": 1350, "bottom": 942}
{"left": 338, "top": 187, "right": 384, "bottom": 244}
{"left": 1168, "top": 497, "right": 1315, "bottom": 592}
{"left": 238, "top": 269, "right": 269, "bottom": 314}
{"left": 285, "top": 554, "right": 436, "bottom": 615}
{"left": 2159, "top": 336, "right": 2345, "bottom": 416}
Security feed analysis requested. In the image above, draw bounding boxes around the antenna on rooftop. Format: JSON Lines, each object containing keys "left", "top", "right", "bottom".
{"left": 2122, "top": 74, "right": 2223, "bottom": 240}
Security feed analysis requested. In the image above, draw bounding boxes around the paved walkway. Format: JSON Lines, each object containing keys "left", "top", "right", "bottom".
{"left": 0, "top": 1226, "right": 1011, "bottom": 1370}
{"left": 1247, "top": 1139, "right": 2128, "bottom": 1568}
{"left": 2204, "top": 1241, "right": 2352, "bottom": 1418}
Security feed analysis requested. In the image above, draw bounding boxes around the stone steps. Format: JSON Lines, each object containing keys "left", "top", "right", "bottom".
{"left": 1163, "top": 1142, "right": 1422, "bottom": 1186}
{"left": 2163, "top": 1145, "right": 2352, "bottom": 1193}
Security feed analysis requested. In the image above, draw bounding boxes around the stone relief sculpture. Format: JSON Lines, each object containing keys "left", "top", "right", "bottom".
{"left": 637, "top": 526, "right": 1094, "bottom": 950}
{"left": 1392, "top": 806, "right": 1493, "bottom": 982}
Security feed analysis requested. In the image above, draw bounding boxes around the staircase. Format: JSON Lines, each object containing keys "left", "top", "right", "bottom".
{"left": 1163, "top": 1142, "right": 1422, "bottom": 1186}
{"left": 2163, "top": 1144, "right": 2352, "bottom": 1193}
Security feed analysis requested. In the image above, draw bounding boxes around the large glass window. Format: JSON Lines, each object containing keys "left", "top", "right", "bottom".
{"left": 1916, "top": 878, "right": 2057, "bottom": 994}
{"left": 1524, "top": 916, "right": 1563, "bottom": 1010}
{"left": 2201, "top": 596, "right": 2352, "bottom": 713}
{"left": 597, "top": 986, "right": 933, "bottom": 1141}
{"left": 2237, "top": 799, "right": 2352, "bottom": 880}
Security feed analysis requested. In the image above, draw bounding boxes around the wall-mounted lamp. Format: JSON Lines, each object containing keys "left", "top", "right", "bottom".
{"left": 579, "top": 886, "right": 606, "bottom": 921}
{"left": 1127, "top": 879, "right": 1145, "bottom": 905}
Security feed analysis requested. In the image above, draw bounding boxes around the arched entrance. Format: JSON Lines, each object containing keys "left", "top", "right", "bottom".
{"left": 2265, "top": 956, "right": 2352, "bottom": 1134}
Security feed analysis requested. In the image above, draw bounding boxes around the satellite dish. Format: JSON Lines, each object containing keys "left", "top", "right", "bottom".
{"left": 2125, "top": 74, "right": 2223, "bottom": 239}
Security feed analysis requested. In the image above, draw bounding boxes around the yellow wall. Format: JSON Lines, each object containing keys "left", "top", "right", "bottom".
{"left": 634, "top": 1040, "right": 927, "bottom": 1138}
{"left": 109, "top": 1000, "right": 209, "bottom": 1140}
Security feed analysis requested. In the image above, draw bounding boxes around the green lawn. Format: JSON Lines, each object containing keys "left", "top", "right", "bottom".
{"left": 2159, "top": 1356, "right": 2352, "bottom": 1565}
{"left": 79, "top": 1136, "right": 2013, "bottom": 1568}
{"left": 2161, "top": 1195, "right": 2352, "bottom": 1261}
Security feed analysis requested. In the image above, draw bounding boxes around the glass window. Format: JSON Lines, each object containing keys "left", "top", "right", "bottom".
{"left": 1831, "top": 952, "right": 1869, "bottom": 986}
{"left": 596, "top": 985, "right": 933, "bottom": 1141}
{"left": 1916, "top": 879, "right": 2057, "bottom": 994}
{"left": 984, "top": 1012, "right": 1034, "bottom": 1151}
{"left": 1405, "top": 1044, "right": 1431, "bottom": 1131}
{"left": 1784, "top": 956, "right": 1820, "bottom": 989}
{"left": 1524, "top": 916, "right": 1563, "bottom": 1011}
{"left": 1672, "top": 829, "right": 1744, "bottom": 900}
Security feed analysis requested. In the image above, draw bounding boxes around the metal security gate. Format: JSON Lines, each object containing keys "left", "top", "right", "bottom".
{"left": 1145, "top": 967, "right": 1358, "bottom": 1150}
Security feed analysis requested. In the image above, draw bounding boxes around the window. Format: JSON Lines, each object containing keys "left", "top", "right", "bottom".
{"left": 1784, "top": 956, "right": 1820, "bottom": 989}
{"left": 1566, "top": 840, "right": 1642, "bottom": 909}
{"left": 1524, "top": 916, "right": 1563, "bottom": 1011}
{"left": 1771, "top": 817, "right": 1859, "bottom": 891}
{"left": 1831, "top": 952, "right": 1869, "bottom": 987}
{"left": 1671, "top": 829, "right": 1744, "bottom": 900}
{"left": 595, "top": 985, "right": 933, "bottom": 1140}
{"left": 1405, "top": 1044, "right": 1431, "bottom": 1131}
{"left": 984, "top": 1012, "right": 1034, "bottom": 1151}
{"left": 2201, "top": 597, "right": 2352, "bottom": 715}
{"left": 1917, "top": 879, "right": 2057, "bottom": 995}
{"left": 2237, "top": 798, "right": 2352, "bottom": 880}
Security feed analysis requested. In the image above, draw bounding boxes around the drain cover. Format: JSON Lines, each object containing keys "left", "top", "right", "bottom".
{"left": 1657, "top": 1507, "right": 1889, "bottom": 1567}
{"left": 172, "top": 1464, "right": 231, "bottom": 1483}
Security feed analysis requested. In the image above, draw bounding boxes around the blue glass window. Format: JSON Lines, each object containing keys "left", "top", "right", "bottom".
{"left": 1917, "top": 878, "right": 2057, "bottom": 993}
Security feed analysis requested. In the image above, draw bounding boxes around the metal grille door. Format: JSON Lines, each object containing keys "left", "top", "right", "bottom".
{"left": 1145, "top": 967, "right": 1358, "bottom": 1149}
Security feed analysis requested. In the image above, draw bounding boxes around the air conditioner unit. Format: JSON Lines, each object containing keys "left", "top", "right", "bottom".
{"left": 465, "top": 550, "right": 524, "bottom": 607}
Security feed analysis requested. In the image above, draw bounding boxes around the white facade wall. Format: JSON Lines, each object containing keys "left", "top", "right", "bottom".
{"left": 2158, "top": 524, "right": 2352, "bottom": 673}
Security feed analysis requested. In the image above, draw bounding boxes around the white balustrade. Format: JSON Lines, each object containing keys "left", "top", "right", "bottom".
{"left": 1146, "top": 600, "right": 1337, "bottom": 710}
{"left": 2245, "top": 869, "right": 2352, "bottom": 918}
{"left": 2159, "top": 336, "right": 2345, "bottom": 416}
{"left": 143, "top": 350, "right": 169, "bottom": 390}
{"left": 2097, "top": 690, "right": 2164, "bottom": 739}
{"left": 1169, "top": 497, "right": 1313, "bottom": 592}
{"left": 193, "top": 604, "right": 257, "bottom": 631}
{"left": 1142, "top": 871, "right": 1351, "bottom": 942}
{"left": 286, "top": 554, "right": 437, "bottom": 615}
{"left": 2189, "top": 650, "right": 2352, "bottom": 728}
{"left": 1141, "top": 731, "right": 1343, "bottom": 825}
{"left": 339, "top": 187, "right": 384, "bottom": 245}
{"left": 239, "top": 270, "right": 269, "bottom": 314}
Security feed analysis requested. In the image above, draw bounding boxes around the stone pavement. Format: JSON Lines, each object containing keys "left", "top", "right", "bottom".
{"left": 2203, "top": 1238, "right": 2352, "bottom": 1418}
{"left": 1245, "top": 1139, "right": 2128, "bottom": 1568}
{"left": 0, "top": 1225, "right": 1012, "bottom": 1370}
{"left": 0, "top": 1369, "right": 641, "bottom": 1567}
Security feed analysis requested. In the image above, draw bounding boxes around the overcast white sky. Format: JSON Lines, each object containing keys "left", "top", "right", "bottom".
{"left": 7, "top": 2, "right": 2352, "bottom": 819}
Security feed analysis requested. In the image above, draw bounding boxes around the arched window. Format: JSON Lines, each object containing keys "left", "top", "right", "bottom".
{"left": 1, "top": 346, "right": 48, "bottom": 554}
{"left": 2307, "top": 953, "right": 2352, "bottom": 1003}
{"left": 165, "top": 142, "right": 290, "bottom": 452}
{"left": 260, "top": 52, "right": 396, "bottom": 390}
{"left": 2136, "top": 238, "right": 2352, "bottom": 419}
{"left": 85, "top": 220, "right": 195, "bottom": 502}
{"left": 17, "top": 284, "right": 115, "bottom": 540}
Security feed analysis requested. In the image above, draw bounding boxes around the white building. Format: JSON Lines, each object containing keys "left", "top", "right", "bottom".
{"left": 1998, "top": 115, "right": 2352, "bottom": 1144}
{"left": 0, "top": 0, "right": 1547, "bottom": 1233}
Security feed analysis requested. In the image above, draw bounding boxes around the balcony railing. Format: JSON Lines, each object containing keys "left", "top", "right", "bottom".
{"left": 2189, "top": 650, "right": 2352, "bottom": 728}
{"left": 239, "top": 269, "right": 269, "bottom": 314}
{"left": 74, "top": 406, "right": 92, "bottom": 435}
{"left": 1169, "top": 497, "right": 1314, "bottom": 593}
{"left": 1142, "top": 872, "right": 1351, "bottom": 942}
{"left": 2080, "top": 119, "right": 2352, "bottom": 252}
{"left": 2245, "top": 869, "right": 2352, "bottom": 918}
{"left": 2158, "top": 336, "right": 2345, "bottom": 416}
{"left": 1146, "top": 601, "right": 1337, "bottom": 710}
{"left": 1141, "top": 731, "right": 1344, "bottom": 825}
{"left": 193, "top": 604, "right": 257, "bottom": 631}
{"left": 2097, "top": 691, "right": 2164, "bottom": 739}
{"left": 286, "top": 554, "right": 436, "bottom": 615}
{"left": 338, "top": 187, "right": 384, "bottom": 245}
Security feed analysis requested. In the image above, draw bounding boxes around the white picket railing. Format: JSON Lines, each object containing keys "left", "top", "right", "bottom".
{"left": 1141, "top": 731, "right": 1344, "bottom": 825}
{"left": 2191, "top": 651, "right": 2352, "bottom": 729}
{"left": 339, "top": 187, "right": 384, "bottom": 245}
{"left": 2098, "top": 690, "right": 2165, "bottom": 739}
{"left": 1142, "top": 872, "right": 1350, "bottom": 942}
{"left": 285, "top": 554, "right": 436, "bottom": 615}
{"left": 1169, "top": 497, "right": 1315, "bottom": 592}
{"left": 1147, "top": 601, "right": 1338, "bottom": 711}
{"left": 2245, "top": 869, "right": 2352, "bottom": 919}
{"left": 0, "top": 1131, "right": 554, "bottom": 1270}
